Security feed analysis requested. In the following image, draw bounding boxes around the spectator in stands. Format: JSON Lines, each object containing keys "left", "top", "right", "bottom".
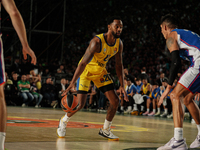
{"left": 42, "top": 68, "right": 51, "bottom": 77}
{"left": 57, "top": 64, "right": 65, "bottom": 74}
{"left": 124, "top": 68, "right": 136, "bottom": 85}
{"left": 17, "top": 74, "right": 34, "bottom": 107}
{"left": 124, "top": 78, "right": 137, "bottom": 114}
{"left": 30, "top": 79, "right": 43, "bottom": 108}
{"left": 41, "top": 77, "right": 57, "bottom": 107}
{"left": 98, "top": 91, "right": 106, "bottom": 111}
{"left": 57, "top": 78, "right": 68, "bottom": 101}
{"left": 138, "top": 67, "right": 149, "bottom": 82}
{"left": 87, "top": 83, "right": 97, "bottom": 109}
{"left": 10, "top": 57, "right": 21, "bottom": 75}
{"left": 30, "top": 70, "right": 42, "bottom": 91}
{"left": 157, "top": 72, "right": 165, "bottom": 86}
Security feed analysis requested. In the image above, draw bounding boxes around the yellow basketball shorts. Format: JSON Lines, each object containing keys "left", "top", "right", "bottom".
{"left": 76, "top": 69, "right": 114, "bottom": 94}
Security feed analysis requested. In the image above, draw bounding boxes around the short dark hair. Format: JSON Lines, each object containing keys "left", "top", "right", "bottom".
{"left": 107, "top": 16, "right": 121, "bottom": 25}
{"left": 160, "top": 14, "right": 178, "bottom": 29}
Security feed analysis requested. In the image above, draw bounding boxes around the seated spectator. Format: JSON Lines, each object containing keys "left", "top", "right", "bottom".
{"left": 10, "top": 57, "right": 21, "bottom": 75}
{"left": 41, "top": 77, "right": 57, "bottom": 107}
{"left": 30, "top": 70, "right": 42, "bottom": 91}
{"left": 56, "top": 78, "right": 69, "bottom": 106}
{"left": 11, "top": 72, "right": 20, "bottom": 105}
{"left": 4, "top": 72, "right": 16, "bottom": 106}
{"left": 57, "top": 64, "right": 65, "bottom": 74}
{"left": 124, "top": 78, "right": 137, "bottom": 114}
{"left": 147, "top": 82, "right": 160, "bottom": 116}
{"left": 17, "top": 74, "right": 34, "bottom": 107}
{"left": 98, "top": 91, "right": 106, "bottom": 111}
{"left": 30, "top": 79, "right": 43, "bottom": 108}
{"left": 42, "top": 68, "right": 51, "bottom": 77}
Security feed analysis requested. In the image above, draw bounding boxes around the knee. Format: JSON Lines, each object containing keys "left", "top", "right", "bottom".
{"left": 170, "top": 92, "right": 179, "bottom": 103}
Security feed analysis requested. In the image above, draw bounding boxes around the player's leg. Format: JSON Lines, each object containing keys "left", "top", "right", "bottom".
{"left": 57, "top": 76, "right": 90, "bottom": 138}
{"left": 157, "top": 84, "right": 189, "bottom": 150}
{"left": 143, "top": 97, "right": 150, "bottom": 115}
{"left": 0, "top": 84, "right": 6, "bottom": 150}
{"left": 185, "top": 93, "right": 200, "bottom": 148}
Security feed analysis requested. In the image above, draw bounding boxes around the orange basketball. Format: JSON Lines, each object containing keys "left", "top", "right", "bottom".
{"left": 61, "top": 94, "right": 79, "bottom": 113}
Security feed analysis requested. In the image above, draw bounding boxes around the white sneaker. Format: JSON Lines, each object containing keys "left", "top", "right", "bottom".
{"left": 57, "top": 116, "right": 67, "bottom": 138}
{"left": 191, "top": 119, "right": 196, "bottom": 124}
{"left": 22, "top": 103, "right": 26, "bottom": 107}
{"left": 190, "top": 135, "right": 200, "bottom": 148}
{"left": 124, "top": 108, "right": 132, "bottom": 114}
{"left": 167, "top": 113, "right": 173, "bottom": 119}
{"left": 160, "top": 112, "right": 168, "bottom": 118}
{"left": 157, "top": 137, "right": 188, "bottom": 150}
{"left": 99, "top": 128, "right": 119, "bottom": 141}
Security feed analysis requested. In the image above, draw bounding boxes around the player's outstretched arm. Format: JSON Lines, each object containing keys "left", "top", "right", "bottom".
{"left": 115, "top": 40, "right": 128, "bottom": 101}
{"left": 62, "top": 37, "right": 100, "bottom": 96}
{"left": 2, "top": 0, "right": 36, "bottom": 65}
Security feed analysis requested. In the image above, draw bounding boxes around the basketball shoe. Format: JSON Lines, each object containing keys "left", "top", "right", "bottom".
{"left": 57, "top": 116, "right": 67, "bottom": 138}
{"left": 131, "top": 110, "right": 139, "bottom": 115}
{"left": 190, "top": 135, "right": 200, "bottom": 148}
{"left": 157, "top": 137, "right": 188, "bottom": 150}
{"left": 99, "top": 128, "right": 119, "bottom": 141}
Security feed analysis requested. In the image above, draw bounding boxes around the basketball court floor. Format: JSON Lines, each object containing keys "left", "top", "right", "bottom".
{"left": 4, "top": 106, "right": 200, "bottom": 150}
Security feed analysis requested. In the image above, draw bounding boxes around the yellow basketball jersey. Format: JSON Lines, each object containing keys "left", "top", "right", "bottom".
{"left": 142, "top": 83, "right": 150, "bottom": 95}
{"left": 80, "top": 33, "right": 120, "bottom": 74}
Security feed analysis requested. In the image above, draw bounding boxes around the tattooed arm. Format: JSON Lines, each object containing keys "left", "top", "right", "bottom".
{"left": 62, "top": 37, "right": 100, "bottom": 96}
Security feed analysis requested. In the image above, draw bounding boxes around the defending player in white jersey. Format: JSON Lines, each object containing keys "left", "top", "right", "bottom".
{"left": 158, "top": 14, "right": 200, "bottom": 150}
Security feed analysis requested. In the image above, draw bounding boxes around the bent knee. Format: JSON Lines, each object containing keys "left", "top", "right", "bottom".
{"left": 184, "top": 96, "right": 193, "bottom": 106}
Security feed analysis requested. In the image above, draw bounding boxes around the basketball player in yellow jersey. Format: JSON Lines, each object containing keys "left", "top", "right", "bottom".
{"left": 57, "top": 16, "right": 128, "bottom": 140}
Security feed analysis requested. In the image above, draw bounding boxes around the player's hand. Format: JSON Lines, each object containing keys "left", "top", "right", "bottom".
{"left": 61, "top": 83, "right": 73, "bottom": 96}
{"left": 119, "top": 86, "right": 128, "bottom": 102}
{"left": 158, "top": 95, "right": 164, "bottom": 106}
{"left": 22, "top": 46, "right": 37, "bottom": 65}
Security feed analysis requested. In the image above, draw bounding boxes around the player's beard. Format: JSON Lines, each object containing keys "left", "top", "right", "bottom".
{"left": 112, "top": 31, "right": 120, "bottom": 38}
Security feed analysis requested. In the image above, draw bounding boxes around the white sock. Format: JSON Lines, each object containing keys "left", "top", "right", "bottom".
{"left": 133, "top": 104, "right": 138, "bottom": 111}
{"left": 127, "top": 106, "right": 132, "bottom": 111}
{"left": 153, "top": 109, "right": 156, "bottom": 113}
{"left": 62, "top": 113, "right": 70, "bottom": 122}
{"left": 141, "top": 106, "right": 144, "bottom": 111}
{"left": 0, "top": 132, "right": 6, "bottom": 150}
{"left": 147, "top": 108, "right": 149, "bottom": 112}
{"left": 174, "top": 128, "right": 183, "bottom": 140}
{"left": 103, "top": 119, "right": 112, "bottom": 129}
{"left": 157, "top": 108, "right": 160, "bottom": 113}
{"left": 120, "top": 106, "right": 124, "bottom": 111}
{"left": 165, "top": 109, "right": 168, "bottom": 114}
{"left": 197, "top": 124, "right": 200, "bottom": 135}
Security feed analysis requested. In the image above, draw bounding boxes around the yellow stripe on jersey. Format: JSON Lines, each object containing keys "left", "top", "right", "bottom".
{"left": 79, "top": 33, "right": 120, "bottom": 74}
{"left": 142, "top": 83, "right": 150, "bottom": 95}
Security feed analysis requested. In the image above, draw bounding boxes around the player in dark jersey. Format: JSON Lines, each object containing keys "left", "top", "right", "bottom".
{"left": 0, "top": 1, "right": 36, "bottom": 149}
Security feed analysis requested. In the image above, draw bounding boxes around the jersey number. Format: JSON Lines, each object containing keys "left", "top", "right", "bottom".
{"left": 104, "top": 55, "right": 111, "bottom": 61}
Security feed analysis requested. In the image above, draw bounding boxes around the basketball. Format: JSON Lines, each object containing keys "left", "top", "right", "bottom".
{"left": 61, "top": 94, "right": 79, "bottom": 113}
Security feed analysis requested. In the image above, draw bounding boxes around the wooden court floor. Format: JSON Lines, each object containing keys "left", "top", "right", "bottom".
{"left": 4, "top": 106, "right": 200, "bottom": 150}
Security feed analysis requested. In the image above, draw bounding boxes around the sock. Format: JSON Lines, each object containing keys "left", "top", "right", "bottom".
{"left": 127, "top": 106, "right": 132, "bottom": 111}
{"left": 141, "top": 106, "right": 144, "bottom": 111}
{"left": 120, "top": 106, "right": 124, "bottom": 111}
{"left": 157, "top": 108, "right": 160, "bottom": 113}
{"left": 62, "top": 113, "right": 70, "bottom": 122}
{"left": 133, "top": 104, "right": 138, "bottom": 111}
{"left": 0, "top": 132, "right": 6, "bottom": 150}
{"left": 197, "top": 124, "right": 200, "bottom": 135}
{"left": 103, "top": 119, "right": 112, "bottom": 129}
{"left": 174, "top": 128, "right": 183, "bottom": 140}
{"left": 153, "top": 109, "right": 156, "bottom": 113}
{"left": 165, "top": 109, "right": 168, "bottom": 114}
{"left": 147, "top": 108, "right": 149, "bottom": 112}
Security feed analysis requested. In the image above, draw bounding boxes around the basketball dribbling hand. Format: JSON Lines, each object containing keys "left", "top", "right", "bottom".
{"left": 22, "top": 46, "right": 37, "bottom": 65}
{"left": 62, "top": 84, "right": 73, "bottom": 96}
